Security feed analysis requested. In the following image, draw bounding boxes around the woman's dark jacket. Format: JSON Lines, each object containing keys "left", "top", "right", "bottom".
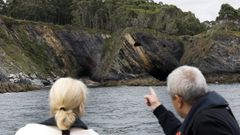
{"left": 153, "top": 91, "right": 240, "bottom": 135}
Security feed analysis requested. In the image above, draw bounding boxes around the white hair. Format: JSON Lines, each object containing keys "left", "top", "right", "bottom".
{"left": 49, "top": 77, "right": 87, "bottom": 130}
{"left": 167, "top": 65, "right": 208, "bottom": 105}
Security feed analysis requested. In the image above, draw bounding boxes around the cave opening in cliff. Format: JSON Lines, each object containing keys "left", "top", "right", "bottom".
{"left": 76, "top": 57, "right": 97, "bottom": 78}
{"left": 134, "top": 42, "right": 142, "bottom": 47}
{"left": 149, "top": 68, "right": 170, "bottom": 81}
{"left": 77, "top": 66, "right": 92, "bottom": 78}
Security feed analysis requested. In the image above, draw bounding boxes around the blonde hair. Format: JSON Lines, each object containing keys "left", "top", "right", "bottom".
{"left": 167, "top": 65, "right": 208, "bottom": 105}
{"left": 49, "top": 77, "right": 87, "bottom": 130}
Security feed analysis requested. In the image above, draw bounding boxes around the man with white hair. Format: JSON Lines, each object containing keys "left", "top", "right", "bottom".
{"left": 145, "top": 65, "right": 240, "bottom": 135}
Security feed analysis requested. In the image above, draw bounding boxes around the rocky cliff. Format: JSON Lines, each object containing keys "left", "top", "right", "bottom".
{"left": 180, "top": 28, "right": 240, "bottom": 82}
{"left": 181, "top": 30, "right": 240, "bottom": 74}
{"left": 0, "top": 15, "right": 240, "bottom": 91}
{"left": 0, "top": 16, "right": 184, "bottom": 86}
{"left": 0, "top": 16, "right": 107, "bottom": 87}
{"left": 93, "top": 28, "right": 183, "bottom": 81}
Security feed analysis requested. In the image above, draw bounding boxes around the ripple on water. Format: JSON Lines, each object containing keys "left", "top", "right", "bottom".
{"left": 0, "top": 84, "right": 240, "bottom": 135}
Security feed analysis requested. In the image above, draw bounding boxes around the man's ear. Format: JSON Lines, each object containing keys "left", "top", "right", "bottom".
{"left": 174, "top": 95, "right": 183, "bottom": 108}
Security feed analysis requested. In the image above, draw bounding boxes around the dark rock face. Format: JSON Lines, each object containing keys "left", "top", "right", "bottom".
{"left": 24, "top": 25, "right": 105, "bottom": 78}
{"left": 94, "top": 31, "right": 184, "bottom": 81}
{"left": 181, "top": 31, "right": 240, "bottom": 74}
{"left": 55, "top": 30, "right": 104, "bottom": 77}
{"left": 0, "top": 16, "right": 106, "bottom": 81}
{"left": 0, "top": 72, "right": 7, "bottom": 82}
{"left": 132, "top": 33, "right": 184, "bottom": 80}
{"left": 1, "top": 16, "right": 240, "bottom": 86}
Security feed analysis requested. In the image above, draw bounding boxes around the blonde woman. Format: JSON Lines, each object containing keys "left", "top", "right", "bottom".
{"left": 15, "top": 77, "right": 99, "bottom": 135}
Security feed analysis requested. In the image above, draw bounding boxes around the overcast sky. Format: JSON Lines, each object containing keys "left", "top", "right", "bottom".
{"left": 153, "top": 0, "right": 240, "bottom": 22}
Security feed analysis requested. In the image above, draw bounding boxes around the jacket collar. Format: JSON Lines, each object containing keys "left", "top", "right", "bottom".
{"left": 179, "top": 91, "right": 228, "bottom": 134}
{"left": 40, "top": 117, "right": 88, "bottom": 129}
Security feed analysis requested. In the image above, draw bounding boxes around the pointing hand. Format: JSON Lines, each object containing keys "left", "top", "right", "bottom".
{"left": 144, "top": 87, "right": 161, "bottom": 111}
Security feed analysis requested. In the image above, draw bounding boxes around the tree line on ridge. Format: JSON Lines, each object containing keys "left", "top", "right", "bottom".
{"left": 0, "top": 0, "right": 239, "bottom": 35}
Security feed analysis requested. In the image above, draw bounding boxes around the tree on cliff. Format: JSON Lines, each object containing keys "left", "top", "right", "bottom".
{"left": 71, "top": 0, "right": 105, "bottom": 29}
{"left": 6, "top": 0, "right": 55, "bottom": 22}
{"left": 239, "top": 8, "right": 240, "bottom": 17}
{"left": 0, "top": 0, "right": 6, "bottom": 15}
{"left": 3, "top": 0, "right": 205, "bottom": 35}
{"left": 217, "top": 4, "right": 239, "bottom": 21}
{"left": 51, "top": 0, "right": 73, "bottom": 25}
{"left": 216, "top": 4, "right": 240, "bottom": 31}
{"left": 5, "top": 0, "right": 72, "bottom": 25}
{"left": 71, "top": 0, "right": 205, "bottom": 35}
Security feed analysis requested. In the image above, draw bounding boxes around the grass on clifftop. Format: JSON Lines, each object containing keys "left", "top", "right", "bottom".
{"left": 0, "top": 15, "right": 63, "bottom": 30}
{"left": 0, "top": 16, "right": 63, "bottom": 76}
{"left": 123, "top": 27, "right": 181, "bottom": 40}
{"left": 180, "top": 27, "right": 240, "bottom": 65}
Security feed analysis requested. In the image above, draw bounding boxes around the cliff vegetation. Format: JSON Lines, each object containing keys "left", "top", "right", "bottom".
{"left": 0, "top": 1, "right": 240, "bottom": 92}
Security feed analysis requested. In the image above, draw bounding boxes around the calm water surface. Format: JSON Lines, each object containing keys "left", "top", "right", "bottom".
{"left": 0, "top": 84, "right": 240, "bottom": 135}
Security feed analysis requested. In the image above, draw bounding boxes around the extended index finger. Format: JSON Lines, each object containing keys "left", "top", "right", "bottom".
{"left": 149, "top": 87, "right": 157, "bottom": 96}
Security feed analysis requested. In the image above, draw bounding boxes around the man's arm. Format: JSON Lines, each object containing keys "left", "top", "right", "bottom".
{"left": 153, "top": 105, "right": 181, "bottom": 135}
{"left": 145, "top": 87, "right": 181, "bottom": 135}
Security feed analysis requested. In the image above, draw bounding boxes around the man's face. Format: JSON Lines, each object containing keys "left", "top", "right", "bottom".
{"left": 171, "top": 95, "right": 185, "bottom": 118}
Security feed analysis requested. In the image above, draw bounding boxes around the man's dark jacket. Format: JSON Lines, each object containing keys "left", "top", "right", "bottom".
{"left": 153, "top": 91, "right": 240, "bottom": 135}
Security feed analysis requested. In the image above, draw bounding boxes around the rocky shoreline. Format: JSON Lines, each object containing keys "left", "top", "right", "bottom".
{"left": 1, "top": 73, "right": 240, "bottom": 93}
{"left": 0, "top": 82, "right": 41, "bottom": 93}
{"left": 89, "top": 74, "right": 240, "bottom": 88}
{"left": 205, "top": 73, "right": 240, "bottom": 84}
{"left": 0, "top": 72, "right": 55, "bottom": 93}
{"left": 82, "top": 76, "right": 166, "bottom": 88}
